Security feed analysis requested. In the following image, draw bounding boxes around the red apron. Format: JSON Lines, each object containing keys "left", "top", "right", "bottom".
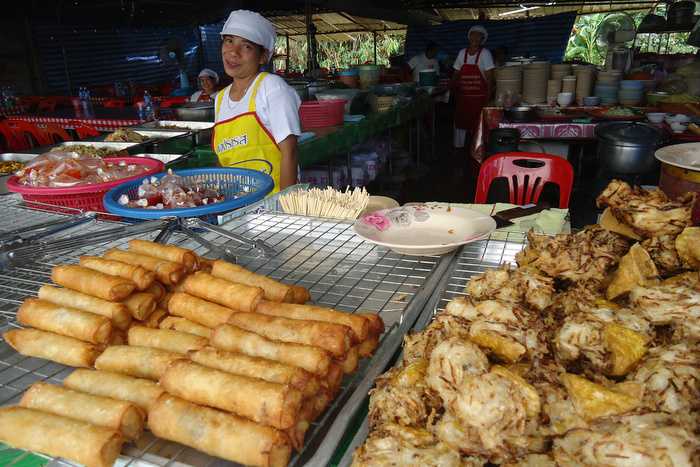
{"left": 455, "top": 48, "right": 489, "bottom": 132}
{"left": 197, "top": 92, "right": 212, "bottom": 102}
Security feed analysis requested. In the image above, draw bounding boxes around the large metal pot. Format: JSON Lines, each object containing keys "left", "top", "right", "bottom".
{"left": 173, "top": 102, "right": 215, "bottom": 122}
{"left": 595, "top": 121, "right": 663, "bottom": 174}
{"left": 504, "top": 106, "right": 535, "bottom": 123}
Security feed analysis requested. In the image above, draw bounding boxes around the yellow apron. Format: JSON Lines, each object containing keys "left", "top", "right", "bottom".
{"left": 213, "top": 72, "right": 282, "bottom": 192}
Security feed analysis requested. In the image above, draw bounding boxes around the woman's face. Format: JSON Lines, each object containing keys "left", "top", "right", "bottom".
{"left": 199, "top": 76, "right": 216, "bottom": 94}
{"left": 469, "top": 31, "right": 484, "bottom": 49}
{"left": 221, "top": 35, "right": 267, "bottom": 80}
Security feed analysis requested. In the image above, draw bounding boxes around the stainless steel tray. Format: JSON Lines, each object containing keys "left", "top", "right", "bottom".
{"left": 0, "top": 196, "right": 452, "bottom": 467}
{"left": 337, "top": 230, "right": 530, "bottom": 466}
{"left": 130, "top": 153, "right": 188, "bottom": 166}
{"left": 137, "top": 120, "right": 214, "bottom": 131}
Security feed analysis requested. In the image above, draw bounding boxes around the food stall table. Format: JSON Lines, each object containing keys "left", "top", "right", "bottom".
{"left": 9, "top": 107, "right": 144, "bottom": 132}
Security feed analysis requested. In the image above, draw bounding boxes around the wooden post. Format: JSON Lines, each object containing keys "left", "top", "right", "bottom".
{"left": 373, "top": 32, "right": 378, "bottom": 64}
{"left": 286, "top": 35, "right": 290, "bottom": 72}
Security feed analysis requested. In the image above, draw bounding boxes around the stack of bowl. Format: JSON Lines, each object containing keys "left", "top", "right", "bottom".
{"left": 595, "top": 71, "right": 621, "bottom": 105}
{"left": 547, "top": 79, "right": 561, "bottom": 105}
{"left": 618, "top": 80, "right": 645, "bottom": 106}
{"left": 551, "top": 64, "right": 572, "bottom": 81}
{"left": 561, "top": 75, "right": 577, "bottom": 94}
{"left": 495, "top": 66, "right": 523, "bottom": 103}
{"left": 522, "top": 62, "right": 549, "bottom": 104}
{"left": 574, "top": 66, "right": 596, "bottom": 105}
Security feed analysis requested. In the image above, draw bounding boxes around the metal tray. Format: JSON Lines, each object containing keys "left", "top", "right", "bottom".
{"left": 337, "top": 230, "right": 530, "bottom": 466}
{"left": 0, "top": 197, "right": 453, "bottom": 467}
{"left": 137, "top": 120, "right": 215, "bottom": 131}
{"left": 130, "top": 153, "right": 189, "bottom": 166}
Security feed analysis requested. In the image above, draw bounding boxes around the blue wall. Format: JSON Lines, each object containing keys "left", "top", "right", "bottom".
{"left": 404, "top": 12, "right": 577, "bottom": 64}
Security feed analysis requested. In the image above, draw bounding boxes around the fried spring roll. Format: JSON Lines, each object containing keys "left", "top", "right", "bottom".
{"left": 141, "top": 308, "right": 168, "bottom": 328}
{"left": 211, "top": 324, "right": 331, "bottom": 376}
{"left": 312, "top": 388, "right": 332, "bottom": 419}
{"left": 322, "top": 363, "right": 344, "bottom": 396}
{"left": 198, "top": 256, "right": 215, "bottom": 272}
{"left": 79, "top": 256, "right": 155, "bottom": 291}
{"left": 122, "top": 292, "right": 156, "bottom": 321}
{"left": 359, "top": 312, "right": 385, "bottom": 336}
{"left": 20, "top": 382, "right": 144, "bottom": 440}
{"left": 0, "top": 406, "right": 124, "bottom": 467}
{"left": 183, "top": 271, "right": 263, "bottom": 313}
{"left": 145, "top": 282, "right": 166, "bottom": 301}
{"left": 229, "top": 312, "right": 352, "bottom": 358}
{"left": 190, "top": 347, "right": 319, "bottom": 398}
{"left": 94, "top": 345, "right": 182, "bottom": 381}
{"left": 38, "top": 285, "right": 131, "bottom": 330}
{"left": 358, "top": 334, "right": 380, "bottom": 358}
{"left": 18, "top": 298, "right": 112, "bottom": 344}
{"left": 148, "top": 395, "right": 291, "bottom": 467}
{"left": 64, "top": 369, "right": 164, "bottom": 413}
{"left": 168, "top": 292, "right": 235, "bottom": 328}
{"left": 103, "top": 249, "right": 184, "bottom": 286}
{"left": 337, "top": 345, "right": 359, "bottom": 374}
{"left": 255, "top": 300, "right": 369, "bottom": 343}
{"left": 159, "top": 292, "right": 173, "bottom": 310}
{"left": 3, "top": 328, "right": 100, "bottom": 367}
{"left": 160, "top": 360, "right": 303, "bottom": 430}
{"left": 52, "top": 264, "right": 135, "bottom": 301}
{"left": 290, "top": 286, "right": 311, "bottom": 304}
{"left": 159, "top": 316, "right": 211, "bottom": 338}
{"left": 110, "top": 329, "right": 127, "bottom": 345}
{"left": 211, "top": 260, "right": 293, "bottom": 303}
{"left": 129, "top": 239, "right": 198, "bottom": 272}
{"left": 127, "top": 326, "right": 207, "bottom": 355}
{"left": 287, "top": 399, "right": 315, "bottom": 451}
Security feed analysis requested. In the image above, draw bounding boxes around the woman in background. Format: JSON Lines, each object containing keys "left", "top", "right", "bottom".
{"left": 189, "top": 69, "right": 220, "bottom": 102}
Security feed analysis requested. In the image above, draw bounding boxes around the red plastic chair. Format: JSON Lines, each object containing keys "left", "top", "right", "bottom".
{"left": 6, "top": 120, "right": 52, "bottom": 148}
{"left": 37, "top": 98, "right": 57, "bottom": 113}
{"left": 38, "top": 123, "right": 72, "bottom": 143}
{"left": 474, "top": 152, "right": 574, "bottom": 208}
{"left": 103, "top": 98, "right": 126, "bottom": 109}
{"left": 0, "top": 121, "right": 28, "bottom": 151}
{"left": 72, "top": 123, "right": 101, "bottom": 140}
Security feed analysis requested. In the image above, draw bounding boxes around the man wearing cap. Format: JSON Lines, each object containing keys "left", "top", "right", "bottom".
{"left": 213, "top": 10, "right": 301, "bottom": 192}
{"left": 189, "top": 68, "right": 220, "bottom": 102}
{"left": 452, "top": 25, "right": 495, "bottom": 150}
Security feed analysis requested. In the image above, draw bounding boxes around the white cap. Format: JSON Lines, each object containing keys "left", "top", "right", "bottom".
{"left": 468, "top": 25, "right": 488, "bottom": 44}
{"left": 198, "top": 68, "right": 219, "bottom": 83}
{"left": 220, "top": 10, "right": 277, "bottom": 54}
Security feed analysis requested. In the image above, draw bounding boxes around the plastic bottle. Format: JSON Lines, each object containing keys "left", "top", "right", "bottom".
{"left": 143, "top": 91, "right": 154, "bottom": 120}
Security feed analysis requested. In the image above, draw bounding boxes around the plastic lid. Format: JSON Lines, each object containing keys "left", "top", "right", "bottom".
{"left": 595, "top": 122, "right": 662, "bottom": 147}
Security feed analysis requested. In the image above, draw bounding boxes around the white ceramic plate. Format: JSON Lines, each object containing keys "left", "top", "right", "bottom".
{"left": 654, "top": 143, "right": 700, "bottom": 171}
{"left": 353, "top": 203, "right": 496, "bottom": 256}
{"left": 360, "top": 196, "right": 400, "bottom": 216}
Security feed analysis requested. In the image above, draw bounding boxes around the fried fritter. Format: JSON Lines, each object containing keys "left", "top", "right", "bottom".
{"left": 629, "top": 283, "right": 700, "bottom": 342}
{"left": 466, "top": 266, "right": 555, "bottom": 311}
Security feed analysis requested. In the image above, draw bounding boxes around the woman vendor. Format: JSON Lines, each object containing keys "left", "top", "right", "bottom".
{"left": 452, "top": 25, "right": 495, "bottom": 150}
{"left": 189, "top": 69, "right": 220, "bottom": 102}
{"left": 213, "top": 10, "right": 301, "bottom": 192}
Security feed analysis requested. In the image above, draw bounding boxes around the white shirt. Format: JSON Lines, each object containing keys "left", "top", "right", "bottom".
{"left": 453, "top": 48, "right": 495, "bottom": 76}
{"left": 408, "top": 53, "right": 439, "bottom": 82}
{"left": 189, "top": 90, "right": 217, "bottom": 102}
{"left": 215, "top": 73, "right": 301, "bottom": 144}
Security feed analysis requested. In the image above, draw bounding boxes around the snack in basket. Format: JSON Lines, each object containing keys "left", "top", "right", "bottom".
{"left": 63, "top": 369, "right": 164, "bottom": 413}
{"left": 159, "top": 316, "right": 212, "bottom": 338}
{"left": 0, "top": 160, "right": 24, "bottom": 175}
{"left": 211, "top": 260, "right": 294, "bottom": 302}
{"left": 18, "top": 298, "right": 113, "bottom": 344}
{"left": 51, "top": 264, "right": 135, "bottom": 301}
{"left": 103, "top": 248, "right": 185, "bottom": 285}
{"left": 104, "top": 128, "right": 148, "bottom": 143}
{"left": 3, "top": 328, "right": 101, "bottom": 368}
{"left": 79, "top": 256, "right": 155, "bottom": 291}
{"left": 148, "top": 394, "right": 292, "bottom": 467}
{"left": 118, "top": 170, "right": 226, "bottom": 209}
{"left": 183, "top": 271, "right": 264, "bottom": 313}
{"left": 15, "top": 151, "right": 149, "bottom": 187}
{"left": 127, "top": 326, "right": 208, "bottom": 355}
{"left": 0, "top": 406, "right": 124, "bottom": 467}
{"left": 168, "top": 292, "right": 236, "bottom": 327}
{"left": 94, "top": 345, "right": 182, "bottom": 381}
{"left": 159, "top": 360, "right": 304, "bottom": 430}
{"left": 129, "top": 239, "right": 199, "bottom": 272}
{"left": 38, "top": 285, "right": 132, "bottom": 330}
{"left": 20, "top": 382, "right": 144, "bottom": 440}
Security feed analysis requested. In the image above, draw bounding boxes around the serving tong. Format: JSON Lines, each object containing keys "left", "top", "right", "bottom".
{"left": 0, "top": 212, "right": 97, "bottom": 250}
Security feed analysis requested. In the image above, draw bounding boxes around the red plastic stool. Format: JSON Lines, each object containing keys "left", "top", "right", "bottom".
{"left": 474, "top": 152, "right": 574, "bottom": 208}
{"left": 6, "top": 120, "right": 52, "bottom": 148}
{"left": 72, "top": 123, "right": 101, "bottom": 140}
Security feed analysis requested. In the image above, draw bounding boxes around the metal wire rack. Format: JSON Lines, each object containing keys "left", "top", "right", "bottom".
{"left": 0, "top": 195, "right": 451, "bottom": 467}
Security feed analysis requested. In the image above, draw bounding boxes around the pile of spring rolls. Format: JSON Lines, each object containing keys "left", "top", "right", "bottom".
{"left": 0, "top": 240, "right": 384, "bottom": 467}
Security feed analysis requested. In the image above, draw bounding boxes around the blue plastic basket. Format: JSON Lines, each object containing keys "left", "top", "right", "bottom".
{"left": 102, "top": 168, "right": 274, "bottom": 220}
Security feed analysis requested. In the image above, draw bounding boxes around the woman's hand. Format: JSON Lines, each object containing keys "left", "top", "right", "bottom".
{"left": 278, "top": 135, "right": 298, "bottom": 189}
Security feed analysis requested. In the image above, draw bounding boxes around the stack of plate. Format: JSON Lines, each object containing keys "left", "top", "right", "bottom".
{"left": 495, "top": 65, "right": 523, "bottom": 104}
{"left": 551, "top": 64, "right": 571, "bottom": 81}
{"left": 522, "top": 62, "right": 549, "bottom": 104}
{"left": 495, "top": 65, "right": 522, "bottom": 81}
{"left": 597, "top": 70, "right": 622, "bottom": 86}
{"left": 618, "top": 80, "right": 645, "bottom": 106}
{"left": 547, "top": 79, "right": 561, "bottom": 105}
{"left": 574, "top": 66, "right": 596, "bottom": 105}
{"left": 562, "top": 75, "right": 577, "bottom": 94}
{"left": 595, "top": 84, "right": 619, "bottom": 105}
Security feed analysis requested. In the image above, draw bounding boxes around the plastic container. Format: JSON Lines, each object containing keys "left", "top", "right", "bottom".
{"left": 103, "top": 168, "right": 274, "bottom": 220}
{"left": 7, "top": 157, "right": 164, "bottom": 213}
{"left": 316, "top": 89, "right": 360, "bottom": 113}
{"left": 300, "top": 99, "right": 347, "bottom": 129}
{"left": 355, "top": 65, "right": 380, "bottom": 89}
{"left": 338, "top": 69, "right": 359, "bottom": 89}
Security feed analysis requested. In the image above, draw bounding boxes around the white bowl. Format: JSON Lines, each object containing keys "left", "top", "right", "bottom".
{"left": 646, "top": 112, "right": 667, "bottom": 124}
{"left": 670, "top": 121, "right": 689, "bottom": 133}
{"left": 665, "top": 113, "right": 691, "bottom": 124}
{"left": 557, "top": 92, "right": 574, "bottom": 107}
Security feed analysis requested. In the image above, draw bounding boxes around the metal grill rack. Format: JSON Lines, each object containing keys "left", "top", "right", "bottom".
{"left": 0, "top": 196, "right": 454, "bottom": 467}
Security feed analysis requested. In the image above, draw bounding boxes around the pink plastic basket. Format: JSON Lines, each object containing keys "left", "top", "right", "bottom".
{"left": 300, "top": 99, "right": 346, "bottom": 129}
{"left": 7, "top": 156, "right": 164, "bottom": 213}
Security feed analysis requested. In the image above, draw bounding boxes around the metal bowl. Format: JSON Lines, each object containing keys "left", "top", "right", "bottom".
{"left": 505, "top": 106, "right": 536, "bottom": 123}
{"left": 173, "top": 103, "right": 215, "bottom": 122}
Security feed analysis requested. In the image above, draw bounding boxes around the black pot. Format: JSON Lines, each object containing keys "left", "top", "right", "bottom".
{"left": 595, "top": 121, "right": 663, "bottom": 174}
{"left": 504, "top": 106, "right": 535, "bottom": 123}
{"left": 488, "top": 128, "right": 520, "bottom": 156}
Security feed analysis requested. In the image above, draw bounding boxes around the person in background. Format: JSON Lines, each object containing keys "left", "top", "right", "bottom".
{"left": 189, "top": 69, "right": 220, "bottom": 102}
{"left": 407, "top": 42, "right": 440, "bottom": 83}
{"left": 452, "top": 25, "right": 495, "bottom": 151}
{"left": 492, "top": 46, "right": 509, "bottom": 68}
{"left": 213, "top": 10, "right": 301, "bottom": 192}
